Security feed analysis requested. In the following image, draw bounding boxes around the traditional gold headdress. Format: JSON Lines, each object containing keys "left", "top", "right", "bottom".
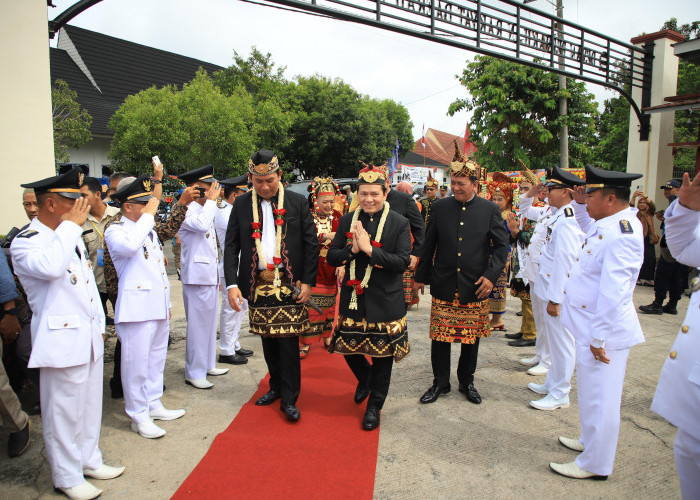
{"left": 449, "top": 140, "right": 486, "bottom": 183}
{"left": 486, "top": 172, "right": 517, "bottom": 203}
{"left": 425, "top": 171, "right": 439, "bottom": 189}
{"left": 358, "top": 161, "right": 388, "bottom": 185}
{"left": 310, "top": 175, "right": 344, "bottom": 211}
{"left": 248, "top": 149, "right": 280, "bottom": 176}
{"left": 518, "top": 159, "right": 541, "bottom": 185}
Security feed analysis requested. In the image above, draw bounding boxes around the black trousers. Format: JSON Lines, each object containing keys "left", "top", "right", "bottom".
{"left": 261, "top": 336, "right": 301, "bottom": 406}
{"left": 654, "top": 257, "right": 689, "bottom": 305}
{"left": 344, "top": 355, "right": 394, "bottom": 409}
{"left": 431, "top": 338, "right": 480, "bottom": 389}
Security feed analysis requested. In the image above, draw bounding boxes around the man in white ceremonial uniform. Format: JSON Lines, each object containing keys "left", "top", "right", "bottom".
{"left": 106, "top": 175, "right": 187, "bottom": 439}
{"left": 215, "top": 174, "right": 253, "bottom": 365}
{"left": 178, "top": 165, "right": 228, "bottom": 389}
{"left": 651, "top": 170, "right": 700, "bottom": 499}
{"left": 517, "top": 175, "right": 554, "bottom": 376}
{"left": 550, "top": 164, "right": 644, "bottom": 480}
{"left": 11, "top": 168, "right": 124, "bottom": 500}
{"left": 528, "top": 165, "right": 585, "bottom": 411}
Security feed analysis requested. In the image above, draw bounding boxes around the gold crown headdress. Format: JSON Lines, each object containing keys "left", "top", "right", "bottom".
{"left": 425, "top": 171, "right": 439, "bottom": 189}
{"left": 357, "top": 161, "right": 388, "bottom": 184}
{"left": 450, "top": 140, "right": 486, "bottom": 182}
{"left": 518, "top": 159, "right": 541, "bottom": 185}
{"left": 248, "top": 155, "right": 280, "bottom": 176}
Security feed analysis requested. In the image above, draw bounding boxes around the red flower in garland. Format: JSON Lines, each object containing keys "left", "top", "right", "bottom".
{"left": 345, "top": 232, "right": 354, "bottom": 240}
{"left": 273, "top": 208, "right": 286, "bottom": 217}
{"left": 252, "top": 231, "right": 262, "bottom": 239}
{"left": 273, "top": 257, "right": 283, "bottom": 265}
{"left": 267, "top": 264, "right": 275, "bottom": 271}
{"left": 251, "top": 222, "right": 261, "bottom": 230}
{"left": 370, "top": 240, "right": 382, "bottom": 248}
{"left": 274, "top": 218, "right": 285, "bottom": 226}
{"left": 346, "top": 279, "right": 364, "bottom": 295}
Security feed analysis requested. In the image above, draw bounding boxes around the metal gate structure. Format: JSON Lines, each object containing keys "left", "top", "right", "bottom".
{"left": 49, "top": 0, "right": 653, "bottom": 138}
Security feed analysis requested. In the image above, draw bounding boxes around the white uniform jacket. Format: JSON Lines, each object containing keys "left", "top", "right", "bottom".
{"left": 562, "top": 207, "right": 645, "bottom": 349}
{"left": 104, "top": 213, "right": 170, "bottom": 323}
{"left": 215, "top": 201, "right": 232, "bottom": 277}
{"left": 10, "top": 218, "right": 105, "bottom": 368}
{"left": 519, "top": 195, "right": 554, "bottom": 285}
{"left": 178, "top": 200, "right": 219, "bottom": 286}
{"left": 651, "top": 200, "right": 700, "bottom": 438}
{"left": 533, "top": 203, "right": 584, "bottom": 304}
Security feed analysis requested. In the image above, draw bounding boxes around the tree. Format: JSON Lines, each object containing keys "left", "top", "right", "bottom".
{"left": 108, "top": 70, "right": 256, "bottom": 176}
{"left": 52, "top": 79, "right": 92, "bottom": 164}
{"left": 280, "top": 75, "right": 413, "bottom": 178}
{"left": 448, "top": 56, "right": 598, "bottom": 171}
{"left": 593, "top": 96, "right": 630, "bottom": 171}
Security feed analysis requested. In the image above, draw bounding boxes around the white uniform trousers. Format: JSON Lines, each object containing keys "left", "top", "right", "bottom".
{"left": 530, "top": 290, "right": 551, "bottom": 369}
{"left": 539, "top": 297, "right": 575, "bottom": 399}
{"left": 40, "top": 359, "right": 103, "bottom": 488}
{"left": 219, "top": 275, "right": 247, "bottom": 356}
{"left": 575, "top": 342, "right": 630, "bottom": 476}
{"left": 675, "top": 429, "right": 700, "bottom": 499}
{"left": 183, "top": 284, "right": 218, "bottom": 380}
{"left": 116, "top": 319, "right": 169, "bottom": 423}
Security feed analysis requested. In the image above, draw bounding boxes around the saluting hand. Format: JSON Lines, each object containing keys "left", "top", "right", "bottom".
{"left": 569, "top": 185, "right": 587, "bottom": 205}
{"left": 178, "top": 186, "right": 198, "bottom": 206}
{"left": 142, "top": 197, "right": 159, "bottom": 216}
{"left": 678, "top": 171, "right": 700, "bottom": 211}
{"left": 62, "top": 197, "right": 91, "bottom": 226}
{"left": 205, "top": 181, "right": 221, "bottom": 201}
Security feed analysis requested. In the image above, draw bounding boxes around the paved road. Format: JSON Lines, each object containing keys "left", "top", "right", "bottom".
{"left": 0, "top": 275, "right": 685, "bottom": 499}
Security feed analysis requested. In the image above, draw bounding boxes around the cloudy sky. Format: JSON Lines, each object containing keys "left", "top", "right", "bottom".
{"left": 48, "top": 0, "right": 698, "bottom": 143}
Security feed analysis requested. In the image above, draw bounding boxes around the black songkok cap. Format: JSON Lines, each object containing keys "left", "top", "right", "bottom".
{"left": 584, "top": 164, "right": 642, "bottom": 193}
{"left": 22, "top": 167, "right": 85, "bottom": 199}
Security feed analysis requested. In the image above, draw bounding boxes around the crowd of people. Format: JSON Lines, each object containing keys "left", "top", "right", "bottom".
{"left": 0, "top": 147, "right": 698, "bottom": 499}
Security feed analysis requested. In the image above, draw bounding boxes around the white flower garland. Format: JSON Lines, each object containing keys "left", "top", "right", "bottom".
{"left": 252, "top": 185, "right": 284, "bottom": 288}
{"left": 348, "top": 201, "right": 390, "bottom": 310}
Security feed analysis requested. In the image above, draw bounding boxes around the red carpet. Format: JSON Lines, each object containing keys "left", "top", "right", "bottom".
{"left": 173, "top": 343, "right": 379, "bottom": 499}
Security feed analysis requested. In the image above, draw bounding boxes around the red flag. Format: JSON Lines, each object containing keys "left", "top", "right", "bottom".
{"left": 464, "top": 124, "right": 477, "bottom": 155}
{"left": 421, "top": 124, "right": 426, "bottom": 148}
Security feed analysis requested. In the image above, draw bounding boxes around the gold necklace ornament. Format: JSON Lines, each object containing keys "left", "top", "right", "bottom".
{"left": 251, "top": 186, "right": 285, "bottom": 287}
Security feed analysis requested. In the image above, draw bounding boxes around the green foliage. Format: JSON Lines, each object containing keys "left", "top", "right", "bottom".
{"left": 108, "top": 69, "right": 256, "bottom": 177}
{"left": 592, "top": 96, "right": 630, "bottom": 171}
{"left": 52, "top": 79, "right": 92, "bottom": 164}
{"left": 448, "top": 56, "right": 598, "bottom": 171}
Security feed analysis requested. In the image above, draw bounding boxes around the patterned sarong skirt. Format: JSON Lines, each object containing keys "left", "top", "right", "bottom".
{"left": 301, "top": 282, "right": 337, "bottom": 344}
{"left": 328, "top": 315, "right": 410, "bottom": 362}
{"left": 249, "top": 275, "right": 310, "bottom": 338}
{"left": 429, "top": 294, "right": 490, "bottom": 344}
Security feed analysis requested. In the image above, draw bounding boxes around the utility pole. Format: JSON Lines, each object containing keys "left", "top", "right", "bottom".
{"left": 525, "top": 0, "right": 568, "bottom": 168}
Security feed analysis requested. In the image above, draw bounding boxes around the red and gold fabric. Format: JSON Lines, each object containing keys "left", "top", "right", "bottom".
{"left": 429, "top": 294, "right": 490, "bottom": 344}
{"left": 329, "top": 315, "right": 410, "bottom": 362}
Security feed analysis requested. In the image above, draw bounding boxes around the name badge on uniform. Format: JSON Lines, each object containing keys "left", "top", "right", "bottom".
{"left": 97, "top": 248, "right": 104, "bottom": 267}
{"left": 67, "top": 269, "right": 78, "bottom": 285}
{"left": 619, "top": 220, "right": 633, "bottom": 234}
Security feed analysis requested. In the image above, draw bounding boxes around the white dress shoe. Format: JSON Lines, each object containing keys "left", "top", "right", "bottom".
{"left": 527, "top": 382, "right": 549, "bottom": 395}
{"left": 207, "top": 367, "right": 229, "bottom": 376}
{"left": 527, "top": 363, "right": 549, "bottom": 376}
{"left": 131, "top": 420, "right": 166, "bottom": 439}
{"left": 56, "top": 481, "right": 103, "bottom": 499}
{"left": 83, "top": 464, "right": 125, "bottom": 480}
{"left": 520, "top": 356, "right": 539, "bottom": 366}
{"left": 559, "top": 436, "right": 585, "bottom": 452}
{"left": 530, "top": 393, "right": 570, "bottom": 410}
{"left": 185, "top": 378, "right": 214, "bottom": 389}
{"left": 150, "top": 407, "right": 186, "bottom": 421}
{"left": 550, "top": 460, "right": 607, "bottom": 480}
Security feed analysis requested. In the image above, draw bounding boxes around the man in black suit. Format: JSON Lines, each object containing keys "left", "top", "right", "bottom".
{"left": 414, "top": 146, "right": 508, "bottom": 405}
{"left": 224, "top": 150, "right": 318, "bottom": 422}
{"left": 327, "top": 164, "right": 411, "bottom": 431}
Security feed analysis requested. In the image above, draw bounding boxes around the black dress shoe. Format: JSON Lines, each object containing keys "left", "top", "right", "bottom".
{"left": 27, "top": 402, "right": 41, "bottom": 416}
{"left": 280, "top": 403, "right": 300, "bottom": 421}
{"left": 219, "top": 354, "right": 248, "bottom": 365}
{"left": 459, "top": 383, "right": 482, "bottom": 404}
{"left": 236, "top": 348, "right": 254, "bottom": 357}
{"left": 662, "top": 304, "right": 678, "bottom": 315}
{"left": 255, "top": 390, "right": 281, "bottom": 406}
{"left": 8, "top": 420, "right": 30, "bottom": 458}
{"left": 508, "top": 338, "right": 536, "bottom": 347}
{"left": 419, "top": 385, "right": 450, "bottom": 404}
{"left": 354, "top": 383, "right": 371, "bottom": 404}
{"left": 362, "top": 407, "right": 380, "bottom": 430}
{"left": 505, "top": 332, "right": 523, "bottom": 340}
{"left": 639, "top": 302, "right": 663, "bottom": 314}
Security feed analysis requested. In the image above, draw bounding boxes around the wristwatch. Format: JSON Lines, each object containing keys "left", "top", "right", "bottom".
{"left": 152, "top": 179, "right": 163, "bottom": 184}
{"left": 2, "top": 307, "right": 18, "bottom": 316}
{"left": 548, "top": 301, "right": 559, "bottom": 306}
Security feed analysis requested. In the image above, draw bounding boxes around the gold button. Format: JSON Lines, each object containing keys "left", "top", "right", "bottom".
{"left": 137, "top": 286, "right": 141, "bottom": 289}
{"left": 457, "top": 268, "right": 461, "bottom": 272}
{"left": 587, "top": 250, "right": 591, "bottom": 254}
{"left": 63, "top": 323, "right": 68, "bottom": 327}
{"left": 681, "top": 325, "right": 689, "bottom": 333}
{"left": 165, "top": 286, "right": 168, "bottom": 289}
{"left": 582, "top": 305, "right": 586, "bottom": 309}
{"left": 458, "top": 253, "right": 462, "bottom": 257}
{"left": 547, "top": 273, "right": 550, "bottom": 277}
{"left": 670, "top": 351, "right": 677, "bottom": 359}
{"left": 598, "top": 235, "right": 603, "bottom": 239}
{"left": 462, "top": 207, "right": 466, "bottom": 210}
{"left": 459, "top": 237, "right": 463, "bottom": 241}
{"left": 460, "top": 222, "right": 464, "bottom": 226}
